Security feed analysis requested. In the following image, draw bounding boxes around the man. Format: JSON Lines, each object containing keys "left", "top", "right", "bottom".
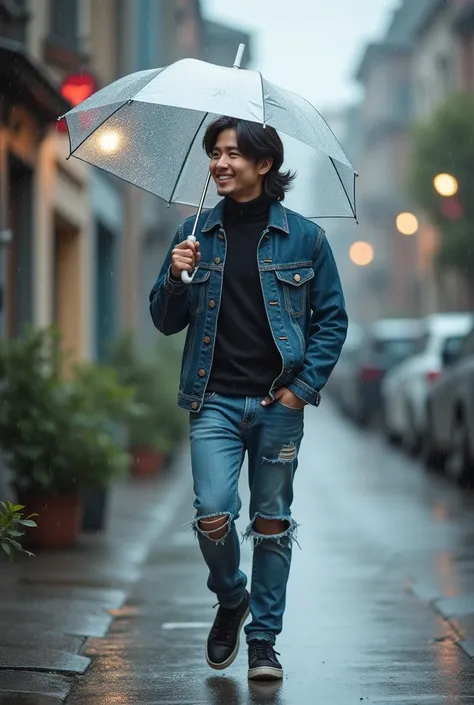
{"left": 149, "top": 116, "right": 347, "bottom": 681}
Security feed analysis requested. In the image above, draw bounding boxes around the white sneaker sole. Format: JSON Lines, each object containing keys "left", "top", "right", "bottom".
{"left": 205, "top": 605, "right": 250, "bottom": 671}
{"left": 248, "top": 665, "right": 284, "bottom": 681}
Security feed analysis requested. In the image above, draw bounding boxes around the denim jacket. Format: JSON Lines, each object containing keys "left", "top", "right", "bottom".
{"left": 149, "top": 199, "right": 348, "bottom": 413}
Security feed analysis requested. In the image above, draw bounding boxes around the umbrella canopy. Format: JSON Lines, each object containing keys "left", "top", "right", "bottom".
{"left": 61, "top": 58, "right": 357, "bottom": 220}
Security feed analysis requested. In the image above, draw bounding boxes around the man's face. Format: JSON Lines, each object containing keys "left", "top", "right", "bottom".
{"left": 209, "top": 128, "right": 271, "bottom": 202}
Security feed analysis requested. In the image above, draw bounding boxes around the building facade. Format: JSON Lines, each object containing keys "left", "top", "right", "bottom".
{"left": 353, "top": 0, "right": 438, "bottom": 321}
{"left": 353, "top": 0, "right": 474, "bottom": 321}
{"left": 412, "top": 0, "right": 474, "bottom": 313}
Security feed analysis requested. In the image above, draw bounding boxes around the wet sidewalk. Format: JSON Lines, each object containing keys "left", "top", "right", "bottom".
{"left": 1, "top": 401, "right": 474, "bottom": 704}
{"left": 0, "top": 445, "right": 190, "bottom": 704}
{"left": 67, "top": 402, "right": 474, "bottom": 705}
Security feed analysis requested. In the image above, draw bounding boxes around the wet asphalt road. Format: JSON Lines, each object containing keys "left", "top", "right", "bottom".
{"left": 68, "top": 399, "right": 474, "bottom": 704}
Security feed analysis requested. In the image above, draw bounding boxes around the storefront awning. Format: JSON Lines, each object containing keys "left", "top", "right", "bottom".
{"left": 0, "top": 37, "right": 70, "bottom": 123}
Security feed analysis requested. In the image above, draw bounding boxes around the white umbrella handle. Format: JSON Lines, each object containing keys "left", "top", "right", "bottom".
{"left": 181, "top": 235, "right": 198, "bottom": 284}
{"left": 180, "top": 44, "right": 246, "bottom": 285}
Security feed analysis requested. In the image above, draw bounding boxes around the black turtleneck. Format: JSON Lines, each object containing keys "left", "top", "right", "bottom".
{"left": 207, "top": 193, "right": 282, "bottom": 397}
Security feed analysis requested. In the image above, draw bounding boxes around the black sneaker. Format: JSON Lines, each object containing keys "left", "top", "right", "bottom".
{"left": 248, "top": 640, "right": 283, "bottom": 681}
{"left": 206, "top": 590, "right": 250, "bottom": 670}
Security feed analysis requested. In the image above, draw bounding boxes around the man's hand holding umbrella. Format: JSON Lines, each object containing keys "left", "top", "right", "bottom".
{"left": 170, "top": 239, "right": 201, "bottom": 280}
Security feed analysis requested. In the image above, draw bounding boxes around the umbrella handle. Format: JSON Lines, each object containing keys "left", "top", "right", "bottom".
{"left": 181, "top": 235, "right": 198, "bottom": 284}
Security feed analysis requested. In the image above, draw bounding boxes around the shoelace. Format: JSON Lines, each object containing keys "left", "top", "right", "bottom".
{"left": 250, "top": 641, "right": 280, "bottom": 662}
{"left": 210, "top": 604, "right": 241, "bottom": 642}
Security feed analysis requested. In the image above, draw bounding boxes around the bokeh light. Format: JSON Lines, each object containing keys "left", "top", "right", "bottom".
{"left": 396, "top": 212, "right": 419, "bottom": 236}
{"left": 349, "top": 241, "right": 374, "bottom": 266}
{"left": 98, "top": 131, "right": 121, "bottom": 154}
{"left": 433, "top": 173, "right": 458, "bottom": 197}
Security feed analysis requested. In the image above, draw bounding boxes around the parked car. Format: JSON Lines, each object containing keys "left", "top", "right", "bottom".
{"left": 423, "top": 325, "right": 474, "bottom": 487}
{"left": 328, "top": 320, "right": 364, "bottom": 408}
{"left": 381, "top": 313, "right": 474, "bottom": 453}
{"left": 338, "top": 318, "right": 421, "bottom": 426}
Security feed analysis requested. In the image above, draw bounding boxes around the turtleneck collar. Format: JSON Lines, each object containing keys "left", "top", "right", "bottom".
{"left": 224, "top": 192, "right": 271, "bottom": 223}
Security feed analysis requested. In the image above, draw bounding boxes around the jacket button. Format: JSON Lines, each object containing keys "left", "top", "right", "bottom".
{"left": 203, "top": 336, "right": 211, "bottom": 344}
{"left": 191, "top": 402, "right": 198, "bottom": 410}
{"left": 198, "top": 369, "right": 206, "bottom": 377}
{"left": 214, "top": 257, "right": 221, "bottom": 264}
{"left": 209, "top": 300, "right": 216, "bottom": 309}
{"left": 294, "top": 273, "right": 301, "bottom": 283}
{"left": 218, "top": 232, "right": 224, "bottom": 239}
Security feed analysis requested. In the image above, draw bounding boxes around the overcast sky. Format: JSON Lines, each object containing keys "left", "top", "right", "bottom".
{"left": 202, "top": 0, "right": 399, "bottom": 112}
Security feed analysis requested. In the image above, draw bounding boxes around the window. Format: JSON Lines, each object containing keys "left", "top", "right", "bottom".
{"left": 442, "top": 335, "right": 466, "bottom": 360}
{"left": 413, "top": 332, "right": 430, "bottom": 355}
{"left": 49, "top": 0, "right": 79, "bottom": 50}
{"left": 372, "top": 337, "right": 418, "bottom": 365}
{"left": 460, "top": 328, "right": 474, "bottom": 358}
{"left": 0, "top": 0, "right": 28, "bottom": 42}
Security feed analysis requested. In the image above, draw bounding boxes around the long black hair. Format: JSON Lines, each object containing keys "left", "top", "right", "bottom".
{"left": 202, "top": 116, "right": 296, "bottom": 202}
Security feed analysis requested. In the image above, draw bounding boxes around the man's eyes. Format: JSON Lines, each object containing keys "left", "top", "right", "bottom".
{"left": 211, "top": 152, "right": 240, "bottom": 158}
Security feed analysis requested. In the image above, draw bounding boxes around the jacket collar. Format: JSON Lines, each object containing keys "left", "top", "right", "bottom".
{"left": 201, "top": 198, "right": 290, "bottom": 235}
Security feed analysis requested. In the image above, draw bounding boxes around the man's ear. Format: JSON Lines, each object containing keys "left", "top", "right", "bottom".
{"left": 258, "top": 158, "right": 273, "bottom": 176}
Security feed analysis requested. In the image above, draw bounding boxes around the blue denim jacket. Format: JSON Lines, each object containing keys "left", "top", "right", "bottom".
{"left": 149, "top": 199, "right": 348, "bottom": 412}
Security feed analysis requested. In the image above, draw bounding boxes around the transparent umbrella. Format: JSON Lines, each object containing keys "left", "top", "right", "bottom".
{"left": 60, "top": 45, "right": 357, "bottom": 280}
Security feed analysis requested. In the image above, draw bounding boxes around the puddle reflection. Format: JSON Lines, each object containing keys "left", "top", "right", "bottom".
{"left": 205, "top": 675, "right": 284, "bottom": 704}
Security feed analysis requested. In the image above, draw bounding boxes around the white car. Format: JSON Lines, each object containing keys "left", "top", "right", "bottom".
{"left": 381, "top": 313, "right": 474, "bottom": 453}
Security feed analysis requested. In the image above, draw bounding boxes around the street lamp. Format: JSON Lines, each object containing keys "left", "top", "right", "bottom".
{"left": 396, "top": 212, "right": 419, "bottom": 236}
{"left": 349, "top": 241, "right": 374, "bottom": 266}
{"left": 433, "top": 173, "right": 458, "bottom": 197}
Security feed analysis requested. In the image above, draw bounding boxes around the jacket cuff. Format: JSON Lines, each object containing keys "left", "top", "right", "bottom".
{"left": 164, "top": 267, "right": 188, "bottom": 294}
{"left": 287, "top": 378, "right": 321, "bottom": 407}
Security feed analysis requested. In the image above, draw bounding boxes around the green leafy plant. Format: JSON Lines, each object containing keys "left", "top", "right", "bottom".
{"left": 107, "top": 331, "right": 187, "bottom": 453}
{"left": 0, "top": 501, "right": 37, "bottom": 560}
{"left": 0, "top": 327, "right": 132, "bottom": 495}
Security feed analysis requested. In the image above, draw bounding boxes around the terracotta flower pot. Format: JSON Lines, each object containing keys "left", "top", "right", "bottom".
{"left": 130, "top": 447, "right": 165, "bottom": 478}
{"left": 17, "top": 493, "right": 82, "bottom": 549}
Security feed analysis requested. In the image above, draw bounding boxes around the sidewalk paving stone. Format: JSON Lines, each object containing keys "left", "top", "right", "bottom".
{"left": 0, "top": 612, "right": 113, "bottom": 639}
{"left": 0, "top": 671, "right": 71, "bottom": 701}
{"left": 0, "top": 697, "right": 64, "bottom": 705}
{"left": 0, "top": 633, "right": 84, "bottom": 654}
{"left": 0, "top": 648, "right": 89, "bottom": 674}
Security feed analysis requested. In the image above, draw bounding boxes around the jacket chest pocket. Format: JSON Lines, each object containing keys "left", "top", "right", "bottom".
{"left": 275, "top": 267, "right": 314, "bottom": 316}
{"left": 188, "top": 269, "right": 211, "bottom": 315}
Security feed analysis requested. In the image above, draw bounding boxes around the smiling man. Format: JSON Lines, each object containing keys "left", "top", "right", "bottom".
{"left": 149, "top": 116, "right": 347, "bottom": 681}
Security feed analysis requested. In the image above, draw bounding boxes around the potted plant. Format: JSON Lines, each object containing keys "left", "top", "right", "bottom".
{"left": 69, "top": 362, "right": 139, "bottom": 532}
{"left": 0, "top": 328, "right": 130, "bottom": 548}
{"left": 107, "top": 333, "right": 187, "bottom": 478}
{"left": 0, "top": 501, "right": 37, "bottom": 561}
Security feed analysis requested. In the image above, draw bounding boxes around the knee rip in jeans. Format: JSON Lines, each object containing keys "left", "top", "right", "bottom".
{"left": 243, "top": 513, "right": 300, "bottom": 549}
{"left": 191, "top": 511, "right": 233, "bottom": 546}
{"left": 262, "top": 442, "right": 297, "bottom": 464}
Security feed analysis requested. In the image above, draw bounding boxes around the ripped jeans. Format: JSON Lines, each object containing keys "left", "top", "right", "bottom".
{"left": 189, "top": 393, "right": 304, "bottom": 645}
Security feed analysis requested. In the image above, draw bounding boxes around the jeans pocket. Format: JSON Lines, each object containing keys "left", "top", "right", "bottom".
{"left": 276, "top": 399, "right": 305, "bottom": 412}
